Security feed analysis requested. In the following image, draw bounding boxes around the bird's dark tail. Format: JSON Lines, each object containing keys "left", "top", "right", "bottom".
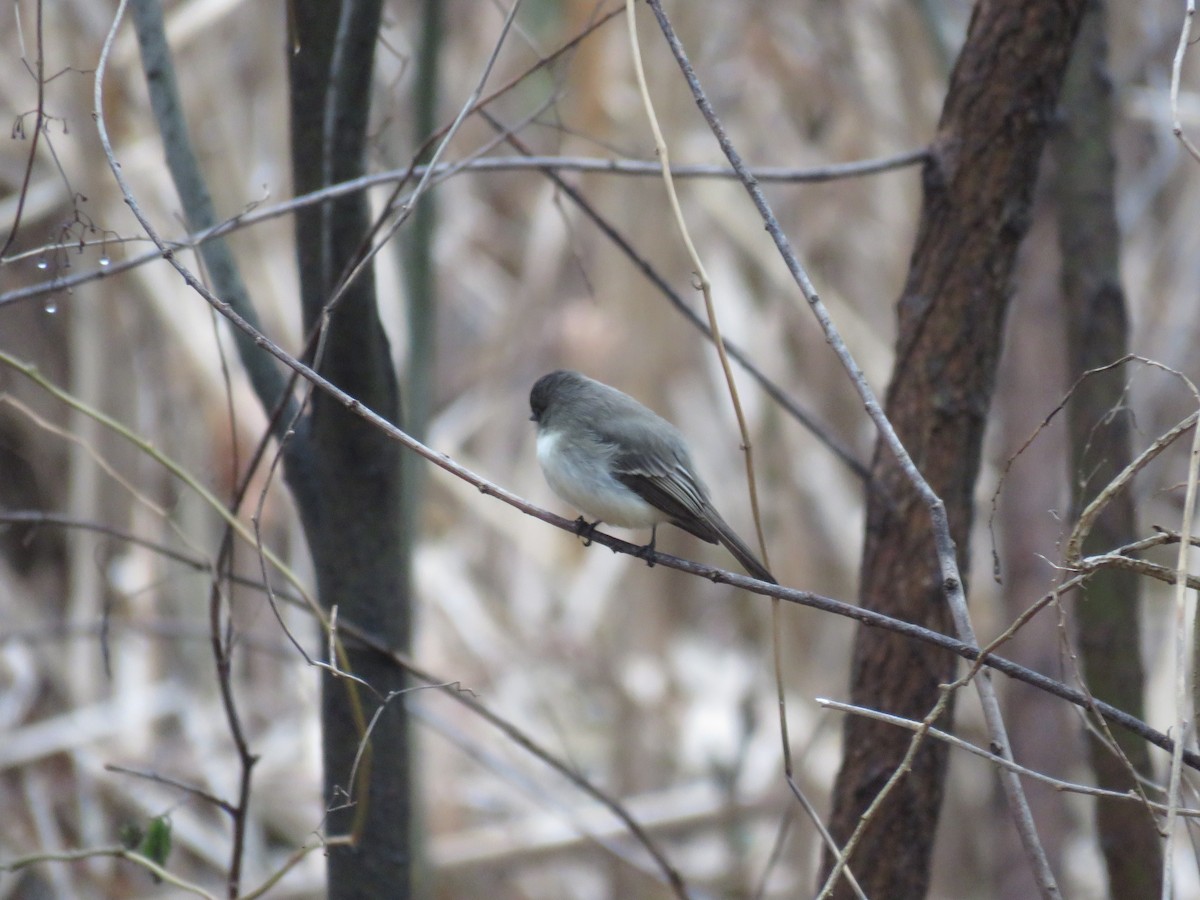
{"left": 707, "top": 508, "right": 776, "bottom": 584}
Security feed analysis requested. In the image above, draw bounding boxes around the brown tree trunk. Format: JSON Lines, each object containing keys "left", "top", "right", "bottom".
{"left": 824, "top": 0, "right": 1084, "bottom": 895}
{"left": 1057, "top": 1, "right": 1163, "bottom": 894}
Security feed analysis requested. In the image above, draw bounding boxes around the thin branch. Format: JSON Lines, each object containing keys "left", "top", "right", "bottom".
{"left": 1080, "top": 552, "right": 1200, "bottom": 592}
{"left": 0, "top": 510, "right": 304, "bottom": 604}
{"left": 815, "top": 688, "right": 953, "bottom": 898}
{"left": 0, "top": 352, "right": 317, "bottom": 613}
{"left": 623, "top": 0, "right": 770, "bottom": 565}
{"left": 204, "top": 541, "right": 259, "bottom": 899}
{"left": 104, "top": 764, "right": 236, "bottom": 816}
{"left": 480, "top": 111, "right": 869, "bottom": 481}
{"left": 991, "top": 355, "right": 1180, "bottom": 575}
{"left": 1165, "top": 378, "right": 1200, "bottom": 899}
{"left": 624, "top": 6, "right": 856, "bottom": 898}
{"left": 5, "top": 344, "right": 1198, "bottom": 777}
{"left": 238, "top": 835, "right": 352, "bottom": 900}
{"left": 1, "top": 0, "right": 46, "bottom": 258}
{"left": 87, "top": 0, "right": 1200, "bottom": 785}
{"left": 128, "top": 0, "right": 295, "bottom": 430}
{"left": 1066, "top": 404, "right": 1197, "bottom": 562}
{"left": 1, "top": 846, "right": 216, "bottom": 899}
{"left": 643, "top": 2, "right": 1058, "bottom": 894}
{"left": 817, "top": 700, "right": 1188, "bottom": 816}
{"left": 1170, "top": 0, "right": 1200, "bottom": 163}
{"left": 0, "top": 151, "right": 927, "bottom": 304}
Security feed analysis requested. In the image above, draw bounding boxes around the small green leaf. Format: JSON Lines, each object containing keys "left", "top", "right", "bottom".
{"left": 138, "top": 815, "right": 172, "bottom": 871}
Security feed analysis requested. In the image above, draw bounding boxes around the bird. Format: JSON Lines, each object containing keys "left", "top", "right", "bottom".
{"left": 529, "top": 369, "right": 775, "bottom": 583}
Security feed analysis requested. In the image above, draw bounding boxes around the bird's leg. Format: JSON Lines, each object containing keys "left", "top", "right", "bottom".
{"left": 574, "top": 516, "right": 601, "bottom": 546}
{"left": 636, "top": 525, "right": 658, "bottom": 568}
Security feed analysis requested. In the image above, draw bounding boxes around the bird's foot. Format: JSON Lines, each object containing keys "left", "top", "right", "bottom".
{"left": 636, "top": 527, "right": 658, "bottom": 568}
{"left": 574, "top": 517, "right": 600, "bottom": 546}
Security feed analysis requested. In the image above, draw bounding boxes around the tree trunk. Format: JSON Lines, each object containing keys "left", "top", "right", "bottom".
{"left": 287, "top": 3, "right": 413, "bottom": 898}
{"left": 824, "top": 0, "right": 1084, "bottom": 895}
{"left": 1057, "top": 2, "right": 1163, "bottom": 894}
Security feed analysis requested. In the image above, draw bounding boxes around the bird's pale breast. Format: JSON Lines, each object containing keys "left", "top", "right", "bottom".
{"left": 536, "top": 429, "right": 665, "bottom": 528}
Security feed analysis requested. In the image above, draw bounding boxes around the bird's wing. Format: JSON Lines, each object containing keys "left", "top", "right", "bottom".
{"left": 583, "top": 397, "right": 775, "bottom": 581}
{"left": 580, "top": 397, "right": 718, "bottom": 543}
{"left": 610, "top": 446, "right": 721, "bottom": 545}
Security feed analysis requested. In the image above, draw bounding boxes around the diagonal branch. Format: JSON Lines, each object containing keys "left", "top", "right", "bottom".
{"left": 128, "top": 0, "right": 296, "bottom": 430}
{"left": 642, "top": 2, "right": 1078, "bottom": 895}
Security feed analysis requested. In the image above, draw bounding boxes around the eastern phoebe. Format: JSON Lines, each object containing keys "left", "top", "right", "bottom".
{"left": 529, "top": 370, "right": 775, "bottom": 583}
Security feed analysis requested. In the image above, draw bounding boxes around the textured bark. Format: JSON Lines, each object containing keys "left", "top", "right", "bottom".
{"left": 1057, "top": 2, "right": 1163, "bottom": 894}
{"left": 287, "top": 3, "right": 413, "bottom": 898}
{"left": 824, "top": 0, "right": 1084, "bottom": 895}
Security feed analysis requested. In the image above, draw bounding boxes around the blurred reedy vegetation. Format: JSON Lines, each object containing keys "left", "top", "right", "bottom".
{"left": 0, "top": 0, "right": 1198, "bottom": 896}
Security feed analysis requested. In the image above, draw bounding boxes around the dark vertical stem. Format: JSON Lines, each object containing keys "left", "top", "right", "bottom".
{"left": 400, "top": 4, "right": 441, "bottom": 885}
{"left": 406, "top": 0, "right": 442, "bottom": 441}
{"left": 1057, "top": 2, "right": 1163, "bottom": 894}
{"left": 205, "top": 535, "right": 257, "bottom": 898}
{"left": 288, "top": 3, "right": 411, "bottom": 898}
{"left": 400, "top": 0, "right": 442, "bottom": 569}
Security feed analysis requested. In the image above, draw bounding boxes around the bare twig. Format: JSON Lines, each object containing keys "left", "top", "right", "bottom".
{"left": 479, "top": 111, "right": 869, "bottom": 480}
{"left": 86, "top": 21, "right": 1200, "bottom": 900}
{"left": 2, "top": 0, "right": 48, "bottom": 258}
{"left": 5, "top": 345, "right": 1199, "bottom": 775}
{"left": 237, "top": 835, "right": 353, "bottom": 900}
{"left": 2, "top": 845, "right": 216, "bottom": 898}
{"left": 0, "top": 510, "right": 305, "bottom": 605}
{"left": 1066, "top": 401, "right": 1197, "bottom": 563}
{"left": 1170, "top": 0, "right": 1200, "bottom": 163}
{"left": 814, "top": 688, "right": 953, "bottom": 898}
{"left": 623, "top": 5, "right": 859, "bottom": 897}
{"left": 990, "top": 355, "right": 1180, "bottom": 575}
{"left": 643, "top": 2, "right": 1058, "bottom": 894}
{"left": 624, "top": 0, "right": 771, "bottom": 582}
{"left": 0, "top": 151, "right": 927, "bottom": 305}
{"left": 817, "top": 700, "right": 1184, "bottom": 816}
{"left": 104, "top": 764, "right": 236, "bottom": 816}
{"left": 1164, "top": 379, "right": 1200, "bottom": 899}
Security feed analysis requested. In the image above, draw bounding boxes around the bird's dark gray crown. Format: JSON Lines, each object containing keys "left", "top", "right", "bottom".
{"left": 529, "top": 370, "right": 584, "bottom": 424}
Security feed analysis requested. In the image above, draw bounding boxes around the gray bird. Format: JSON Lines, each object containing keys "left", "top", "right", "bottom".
{"left": 530, "top": 370, "right": 775, "bottom": 583}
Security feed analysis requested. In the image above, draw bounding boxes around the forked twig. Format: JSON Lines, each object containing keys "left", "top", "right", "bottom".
{"left": 643, "top": 1, "right": 1056, "bottom": 893}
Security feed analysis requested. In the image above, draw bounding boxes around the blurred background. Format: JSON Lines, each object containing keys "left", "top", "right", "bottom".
{"left": 0, "top": 0, "right": 1198, "bottom": 896}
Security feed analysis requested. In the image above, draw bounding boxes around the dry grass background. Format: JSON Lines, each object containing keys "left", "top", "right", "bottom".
{"left": 1, "top": 0, "right": 1199, "bottom": 897}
